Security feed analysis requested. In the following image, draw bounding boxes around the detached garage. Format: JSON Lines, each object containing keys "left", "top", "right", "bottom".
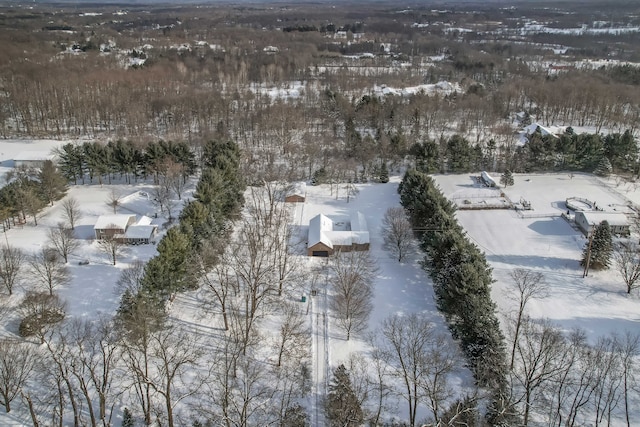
{"left": 574, "top": 211, "right": 630, "bottom": 236}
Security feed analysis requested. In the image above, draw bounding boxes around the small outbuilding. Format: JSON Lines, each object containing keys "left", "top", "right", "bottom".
{"left": 574, "top": 211, "right": 630, "bottom": 236}
{"left": 285, "top": 182, "right": 306, "bottom": 203}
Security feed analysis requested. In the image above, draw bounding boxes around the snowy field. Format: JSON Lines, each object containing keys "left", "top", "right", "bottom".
{"left": 434, "top": 172, "right": 640, "bottom": 339}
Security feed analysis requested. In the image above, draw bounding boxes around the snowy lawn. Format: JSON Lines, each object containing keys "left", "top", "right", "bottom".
{"left": 433, "top": 172, "right": 640, "bottom": 339}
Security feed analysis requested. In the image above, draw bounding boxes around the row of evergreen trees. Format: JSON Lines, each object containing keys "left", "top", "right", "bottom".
{"left": 117, "top": 140, "right": 245, "bottom": 327}
{"left": 410, "top": 129, "right": 638, "bottom": 175}
{"left": 398, "top": 168, "right": 514, "bottom": 424}
{"left": 55, "top": 140, "right": 198, "bottom": 185}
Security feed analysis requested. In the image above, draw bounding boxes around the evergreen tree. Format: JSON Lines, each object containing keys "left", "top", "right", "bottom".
{"left": 378, "top": 161, "right": 389, "bottom": 183}
{"left": 326, "top": 364, "right": 363, "bottom": 427}
{"left": 446, "top": 134, "right": 473, "bottom": 173}
{"left": 311, "top": 167, "right": 327, "bottom": 186}
{"left": 38, "top": 160, "right": 68, "bottom": 205}
{"left": 122, "top": 407, "right": 134, "bottom": 427}
{"left": 594, "top": 156, "right": 613, "bottom": 177}
{"left": 142, "top": 228, "right": 195, "bottom": 300}
{"left": 410, "top": 139, "right": 440, "bottom": 173}
{"left": 604, "top": 130, "right": 638, "bottom": 172}
{"left": 581, "top": 220, "right": 613, "bottom": 270}
{"left": 283, "top": 403, "right": 308, "bottom": 427}
{"left": 575, "top": 133, "right": 604, "bottom": 171}
{"left": 500, "top": 169, "right": 514, "bottom": 187}
{"left": 55, "top": 143, "right": 85, "bottom": 184}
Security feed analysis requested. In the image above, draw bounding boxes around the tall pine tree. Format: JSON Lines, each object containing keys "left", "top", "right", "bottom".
{"left": 326, "top": 364, "right": 363, "bottom": 427}
{"left": 582, "top": 220, "right": 613, "bottom": 270}
{"left": 594, "top": 156, "right": 613, "bottom": 177}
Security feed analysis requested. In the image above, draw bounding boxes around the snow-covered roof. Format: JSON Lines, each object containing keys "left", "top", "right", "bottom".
{"left": 307, "top": 212, "right": 370, "bottom": 249}
{"left": 308, "top": 214, "right": 334, "bottom": 248}
{"left": 124, "top": 224, "right": 157, "bottom": 239}
{"left": 136, "top": 215, "right": 153, "bottom": 226}
{"left": 290, "top": 182, "right": 306, "bottom": 197}
{"left": 577, "top": 211, "right": 628, "bottom": 227}
{"left": 523, "top": 123, "right": 560, "bottom": 139}
{"left": 94, "top": 214, "right": 136, "bottom": 230}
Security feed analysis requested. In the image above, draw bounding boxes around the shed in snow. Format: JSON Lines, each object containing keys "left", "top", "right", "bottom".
{"left": 285, "top": 182, "right": 306, "bottom": 203}
{"left": 574, "top": 211, "right": 629, "bottom": 236}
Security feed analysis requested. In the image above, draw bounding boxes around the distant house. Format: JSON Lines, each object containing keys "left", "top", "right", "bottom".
{"left": 574, "top": 211, "right": 629, "bottom": 236}
{"left": 94, "top": 214, "right": 136, "bottom": 240}
{"left": 523, "top": 123, "right": 560, "bottom": 139}
{"left": 13, "top": 151, "right": 56, "bottom": 169}
{"left": 285, "top": 182, "right": 306, "bottom": 203}
{"left": 307, "top": 212, "right": 370, "bottom": 256}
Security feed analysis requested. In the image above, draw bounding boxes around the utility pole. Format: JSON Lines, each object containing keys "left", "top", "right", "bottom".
{"left": 583, "top": 226, "right": 595, "bottom": 277}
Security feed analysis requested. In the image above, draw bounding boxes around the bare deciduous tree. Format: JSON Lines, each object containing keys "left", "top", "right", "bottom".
{"left": 61, "top": 198, "right": 83, "bottom": 230}
{"left": 160, "top": 158, "right": 187, "bottom": 201}
{"left": 419, "top": 333, "right": 461, "bottom": 424}
{"left": 511, "top": 317, "right": 566, "bottom": 427}
{"left": 97, "top": 235, "right": 124, "bottom": 266}
{"left": 198, "top": 246, "right": 233, "bottom": 331}
{"left": 273, "top": 302, "right": 308, "bottom": 368}
{"left": 613, "top": 243, "right": 640, "bottom": 294}
{"left": 0, "top": 245, "right": 25, "bottom": 295}
{"left": 47, "top": 223, "right": 81, "bottom": 264}
{"left": 617, "top": 332, "right": 639, "bottom": 427}
{"left": 367, "top": 346, "right": 392, "bottom": 426}
{"left": 381, "top": 206, "right": 414, "bottom": 262}
{"left": 116, "top": 260, "right": 146, "bottom": 296}
{"left": 508, "top": 268, "right": 548, "bottom": 370}
{"left": 146, "top": 327, "right": 205, "bottom": 427}
{"left": 329, "top": 250, "right": 377, "bottom": 340}
{"left": 379, "top": 314, "right": 426, "bottom": 425}
{"left": 120, "top": 300, "right": 164, "bottom": 426}
{"left": 378, "top": 314, "right": 459, "bottom": 426}
{"left": 28, "top": 248, "right": 70, "bottom": 295}
{"left": 0, "top": 339, "right": 38, "bottom": 413}
{"left": 152, "top": 183, "right": 175, "bottom": 220}
{"left": 105, "top": 190, "right": 121, "bottom": 214}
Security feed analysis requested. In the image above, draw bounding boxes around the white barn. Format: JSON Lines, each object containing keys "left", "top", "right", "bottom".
{"left": 574, "top": 211, "right": 630, "bottom": 236}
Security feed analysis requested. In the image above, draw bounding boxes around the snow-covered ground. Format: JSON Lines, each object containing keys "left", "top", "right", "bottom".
{"left": 2, "top": 131, "right": 638, "bottom": 424}
{"left": 434, "top": 172, "right": 640, "bottom": 339}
